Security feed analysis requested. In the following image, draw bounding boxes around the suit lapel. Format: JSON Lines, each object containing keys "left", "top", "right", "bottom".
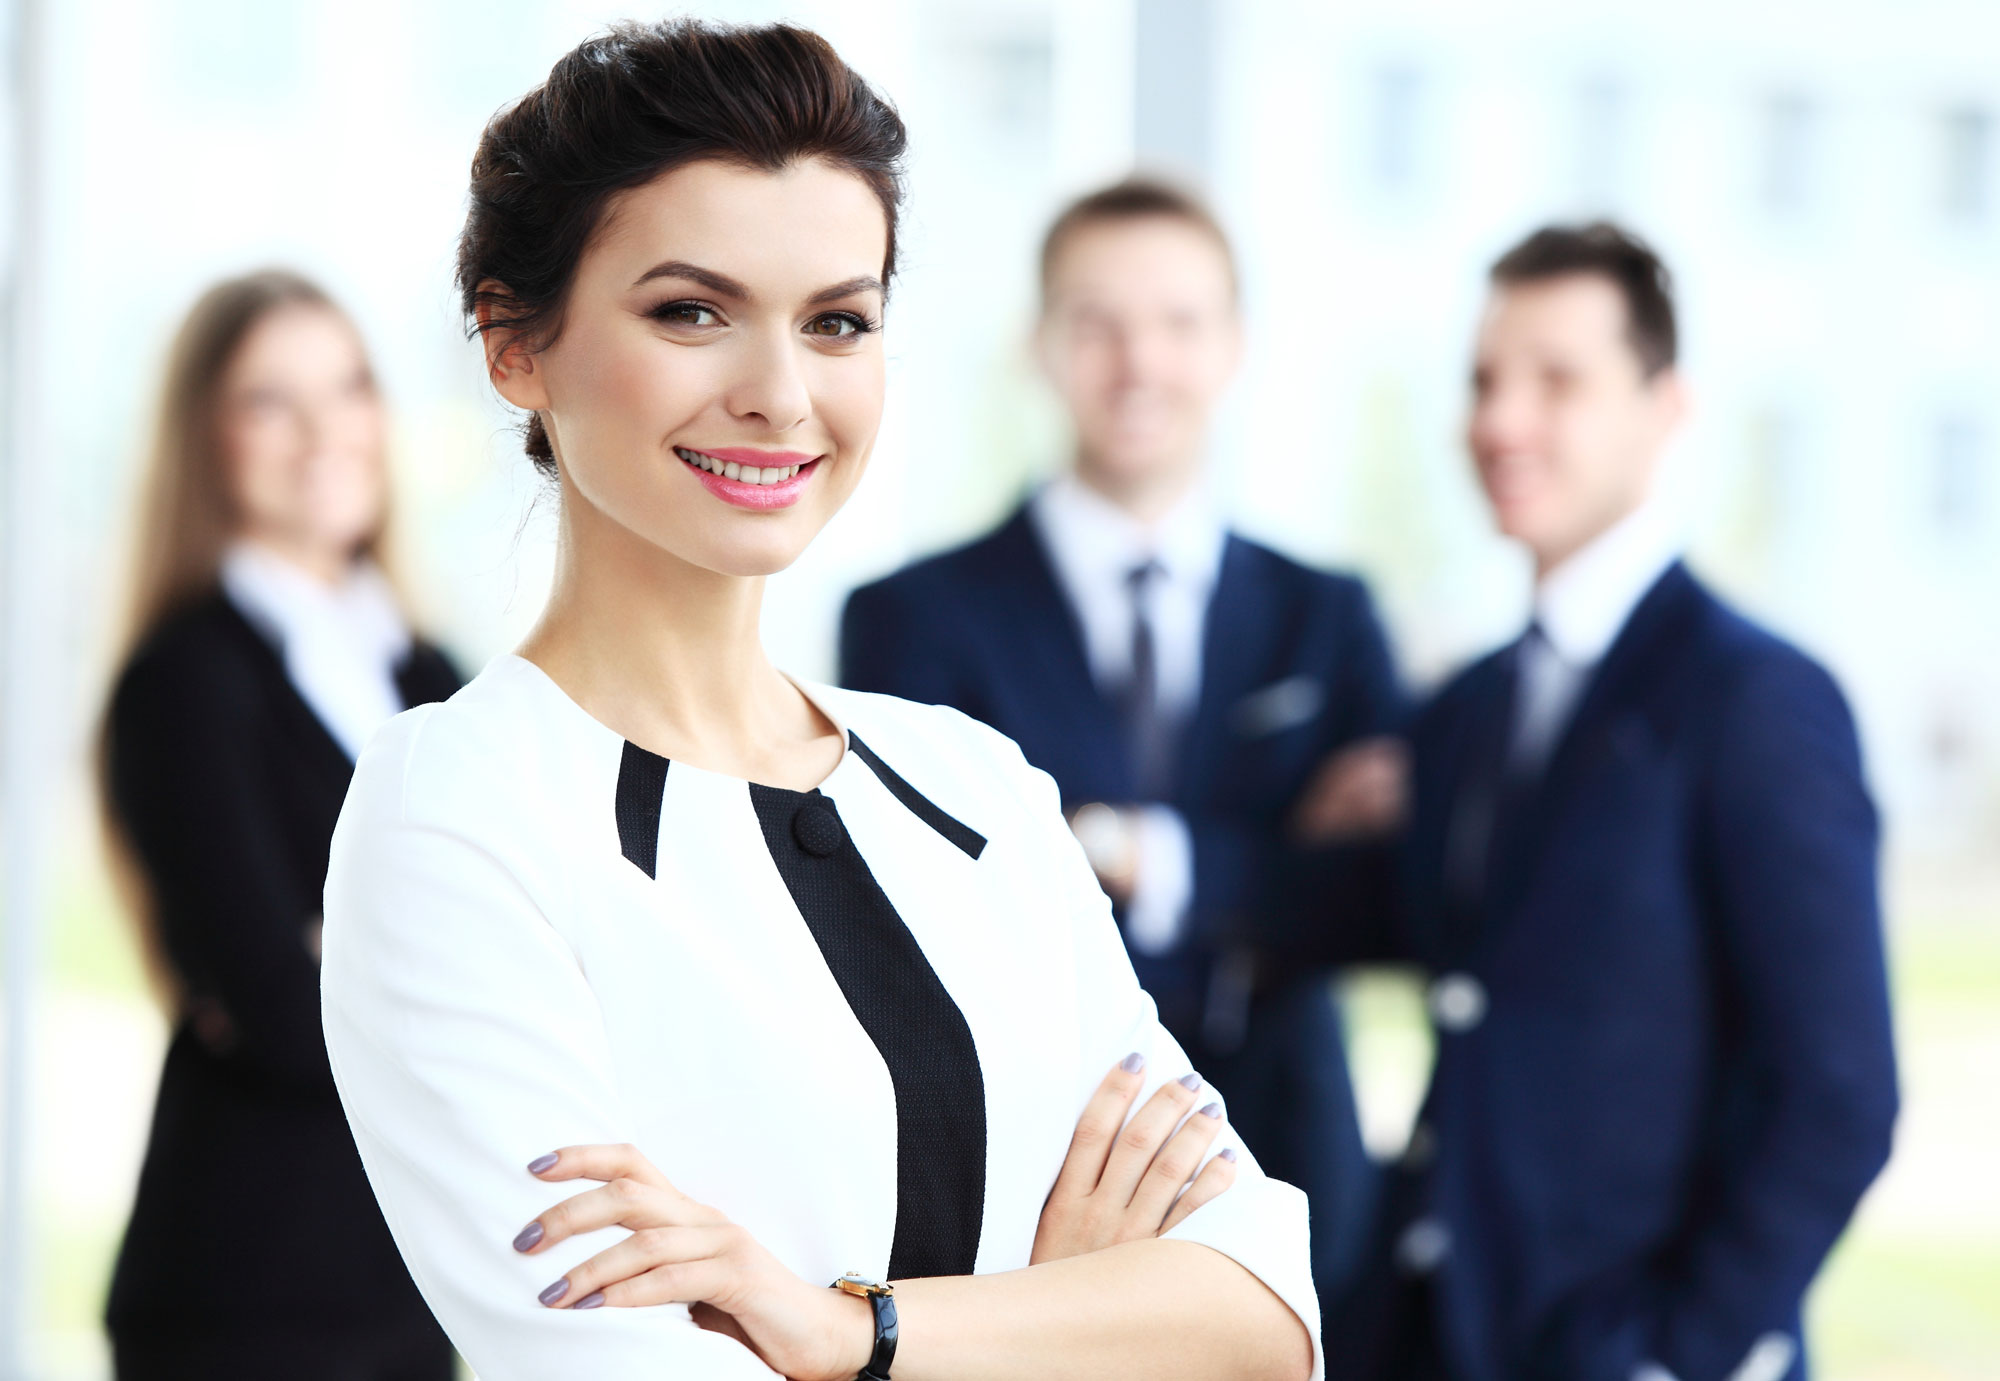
{"left": 988, "top": 506, "right": 1133, "bottom": 796}
{"left": 1414, "top": 651, "right": 1516, "bottom": 960}
{"left": 221, "top": 594, "right": 457, "bottom": 772}
{"left": 1179, "top": 536, "right": 1287, "bottom": 804}
{"left": 214, "top": 596, "right": 360, "bottom": 775}
{"left": 1495, "top": 563, "right": 1700, "bottom": 910}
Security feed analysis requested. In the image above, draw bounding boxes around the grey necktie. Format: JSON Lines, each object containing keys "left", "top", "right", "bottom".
{"left": 1120, "top": 559, "right": 1170, "bottom": 799}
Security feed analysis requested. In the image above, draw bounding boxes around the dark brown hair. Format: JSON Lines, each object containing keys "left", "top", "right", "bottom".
{"left": 457, "top": 19, "right": 908, "bottom": 475}
{"left": 1490, "top": 221, "right": 1678, "bottom": 377}
{"left": 1038, "top": 175, "right": 1238, "bottom": 305}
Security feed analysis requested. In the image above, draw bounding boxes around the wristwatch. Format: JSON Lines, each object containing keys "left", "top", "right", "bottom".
{"left": 831, "top": 1272, "right": 898, "bottom": 1380}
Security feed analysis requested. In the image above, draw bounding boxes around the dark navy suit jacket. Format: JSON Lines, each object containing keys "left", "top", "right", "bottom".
{"left": 839, "top": 500, "right": 1405, "bottom": 1301}
{"left": 839, "top": 500, "right": 1403, "bottom": 1033}
{"left": 1317, "top": 563, "right": 1897, "bottom": 1381}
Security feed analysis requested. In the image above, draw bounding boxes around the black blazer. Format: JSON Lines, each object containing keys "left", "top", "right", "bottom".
{"left": 104, "top": 590, "right": 461, "bottom": 1340}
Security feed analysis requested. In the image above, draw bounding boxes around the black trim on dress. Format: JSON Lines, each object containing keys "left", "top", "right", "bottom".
{"left": 748, "top": 783, "right": 988, "bottom": 1280}
{"left": 847, "top": 733, "right": 987, "bottom": 860}
{"left": 615, "top": 742, "right": 671, "bottom": 878}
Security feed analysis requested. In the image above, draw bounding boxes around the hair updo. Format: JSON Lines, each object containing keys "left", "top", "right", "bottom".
{"left": 455, "top": 19, "right": 908, "bottom": 475}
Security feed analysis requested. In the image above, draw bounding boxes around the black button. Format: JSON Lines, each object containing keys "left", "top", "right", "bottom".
{"left": 793, "top": 801, "right": 847, "bottom": 857}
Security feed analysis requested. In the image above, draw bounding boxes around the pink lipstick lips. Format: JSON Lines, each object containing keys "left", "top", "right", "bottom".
{"left": 675, "top": 446, "right": 820, "bottom": 511}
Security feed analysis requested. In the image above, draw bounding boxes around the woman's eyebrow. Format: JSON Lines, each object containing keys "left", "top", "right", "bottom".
{"left": 630, "top": 260, "right": 749, "bottom": 297}
{"left": 806, "top": 275, "right": 884, "bottom": 306}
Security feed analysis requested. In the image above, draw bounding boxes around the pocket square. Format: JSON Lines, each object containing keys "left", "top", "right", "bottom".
{"left": 1230, "top": 674, "right": 1325, "bottom": 738}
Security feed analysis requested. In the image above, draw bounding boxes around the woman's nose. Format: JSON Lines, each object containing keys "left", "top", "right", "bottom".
{"left": 724, "top": 331, "right": 812, "bottom": 434}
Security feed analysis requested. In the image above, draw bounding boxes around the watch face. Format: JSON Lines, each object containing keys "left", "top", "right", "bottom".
{"left": 835, "top": 1273, "right": 893, "bottom": 1297}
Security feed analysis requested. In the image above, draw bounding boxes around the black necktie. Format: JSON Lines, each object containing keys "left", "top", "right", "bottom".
{"left": 1120, "top": 559, "right": 1170, "bottom": 800}
{"left": 1441, "top": 631, "right": 1541, "bottom": 960}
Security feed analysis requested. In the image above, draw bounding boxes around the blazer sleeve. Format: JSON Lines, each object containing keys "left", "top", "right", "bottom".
{"left": 320, "top": 709, "right": 782, "bottom": 1380}
{"left": 1649, "top": 652, "right": 1898, "bottom": 1380}
{"left": 1187, "top": 577, "right": 1409, "bottom": 960}
{"left": 984, "top": 726, "right": 1325, "bottom": 1380}
{"left": 107, "top": 644, "right": 335, "bottom": 1089}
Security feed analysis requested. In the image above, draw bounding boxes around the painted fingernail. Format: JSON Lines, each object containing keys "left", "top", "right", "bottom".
{"left": 1178, "top": 1072, "right": 1203, "bottom": 1091}
{"left": 1220, "top": 1147, "right": 1238, "bottom": 1163}
{"left": 574, "top": 1291, "right": 605, "bottom": 1310}
{"left": 538, "top": 1279, "right": 570, "bottom": 1306}
{"left": 1199, "top": 1102, "right": 1222, "bottom": 1119}
{"left": 1119, "top": 1051, "right": 1145, "bottom": 1074}
{"left": 512, "top": 1222, "right": 544, "bottom": 1252}
{"left": 527, "top": 1152, "right": 559, "bottom": 1174}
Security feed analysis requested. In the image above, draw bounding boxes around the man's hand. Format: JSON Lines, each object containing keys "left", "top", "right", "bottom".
{"left": 1291, "top": 735, "right": 1410, "bottom": 843}
{"left": 1069, "top": 802, "right": 1140, "bottom": 903}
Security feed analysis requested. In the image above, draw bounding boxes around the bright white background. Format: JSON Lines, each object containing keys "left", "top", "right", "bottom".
{"left": 2, "top": 2, "right": 1995, "bottom": 1377}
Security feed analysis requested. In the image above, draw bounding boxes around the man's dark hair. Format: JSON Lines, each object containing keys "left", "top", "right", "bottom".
{"left": 1490, "top": 221, "right": 1678, "bottom": 377}
{"left": 457, "top": 19, "right": 908, "bottom": 474}
{"left": 1038, "top": 176, "right": 1238, "bottom": 304}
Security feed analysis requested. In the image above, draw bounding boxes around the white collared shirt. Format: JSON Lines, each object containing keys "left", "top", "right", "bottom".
{"left": 1510, "top": 499, "right": 1683, "bottom": 775}
{"left": 220, "top": 540, "right": 413, "bottom": 761}
{"left": 1029, "top": 475, "right": 1228, "bottom": 955}
{"left": 1029, "top": 473, "right": 1228, "bottom": 722}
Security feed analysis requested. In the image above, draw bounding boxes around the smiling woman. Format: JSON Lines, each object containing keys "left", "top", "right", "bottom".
{"left": 319, "top": 19, "right": 1319, "bottom": 1381}
{"left": 483, "top": 155, "right": 889, "bottom": 581}
{"left": 97, "top": 272, "right": 460, "bottom": 1380}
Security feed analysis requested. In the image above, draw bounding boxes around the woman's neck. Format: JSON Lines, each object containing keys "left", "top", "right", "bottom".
{"left": 517, "top": 488, "right": 840, "bottom": 789}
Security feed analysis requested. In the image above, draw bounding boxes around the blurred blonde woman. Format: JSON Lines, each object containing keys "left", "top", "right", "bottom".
{"left": 99, "top": 270, "right": 458, "bottom": 1380}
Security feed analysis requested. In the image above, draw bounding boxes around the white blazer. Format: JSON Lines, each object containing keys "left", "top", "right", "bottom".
{"left": 321, "top": 654, "right": 1322, "bottom": 1379}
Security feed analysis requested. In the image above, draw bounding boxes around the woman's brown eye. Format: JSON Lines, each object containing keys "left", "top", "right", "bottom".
{"left": 652, "top": 302, "right": 716, "bottom": 327}
{"left": 807, "top": 314, "right": 853, "bottom": 337}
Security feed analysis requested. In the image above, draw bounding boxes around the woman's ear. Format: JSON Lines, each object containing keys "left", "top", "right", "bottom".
{"left": 474, "top": 282, "right": 552, "bottom": 413}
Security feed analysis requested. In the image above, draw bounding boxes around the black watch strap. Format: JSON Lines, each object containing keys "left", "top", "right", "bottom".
{"left": 858, "top": 1290, "right": 898, "bottom": 1381}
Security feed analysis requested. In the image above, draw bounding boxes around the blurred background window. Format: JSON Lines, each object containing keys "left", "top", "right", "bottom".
{"left": 1931, "top": 414, "right": 1985, "bottom": 536}
{"left": 1759, "top": 90, "right": 1820, "bottom": 217}
{"left": 1366, "top": 62, "right": 1426, "bottom": 197}
{"left": 1573, "top": 75, "right": 1629, "bottom": 211}
{"left": 1941, "top": 104, "right": 1991, "bottom": 225}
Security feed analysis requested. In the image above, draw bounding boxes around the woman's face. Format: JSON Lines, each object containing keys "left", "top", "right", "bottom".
{"left": 218, "top": 304, "right": 388, "bottom": 571}
{"left": 493, "top": 157, "right": 889, "bottom": 578}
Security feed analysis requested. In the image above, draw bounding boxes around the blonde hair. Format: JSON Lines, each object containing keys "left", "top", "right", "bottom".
{"left": 99, "top": 269, "right": 402, "bottom": 1010}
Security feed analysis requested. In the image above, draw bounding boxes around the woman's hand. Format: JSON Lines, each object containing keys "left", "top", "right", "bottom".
{"left": 1031, "top": 1054, "right": 1237, "bottom": 1264}
{"left": 511, "top": 1144, "right": 874, "bottom": 1381}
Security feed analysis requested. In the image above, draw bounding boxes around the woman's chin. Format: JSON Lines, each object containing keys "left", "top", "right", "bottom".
{"left": 685, "top": 531, "right": 820, "bottom": 581}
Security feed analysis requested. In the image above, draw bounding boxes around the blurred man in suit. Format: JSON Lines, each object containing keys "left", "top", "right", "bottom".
{"left": 840, "top": 178, "right": 1407, "bottom": 1316}
{"left": 1309, "top": 223, "right": 1897, "bottom": 1381}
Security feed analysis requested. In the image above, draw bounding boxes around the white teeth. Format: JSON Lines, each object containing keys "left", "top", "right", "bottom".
{"left": 677, "top": 448, "right": 810, "bottom": 485}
